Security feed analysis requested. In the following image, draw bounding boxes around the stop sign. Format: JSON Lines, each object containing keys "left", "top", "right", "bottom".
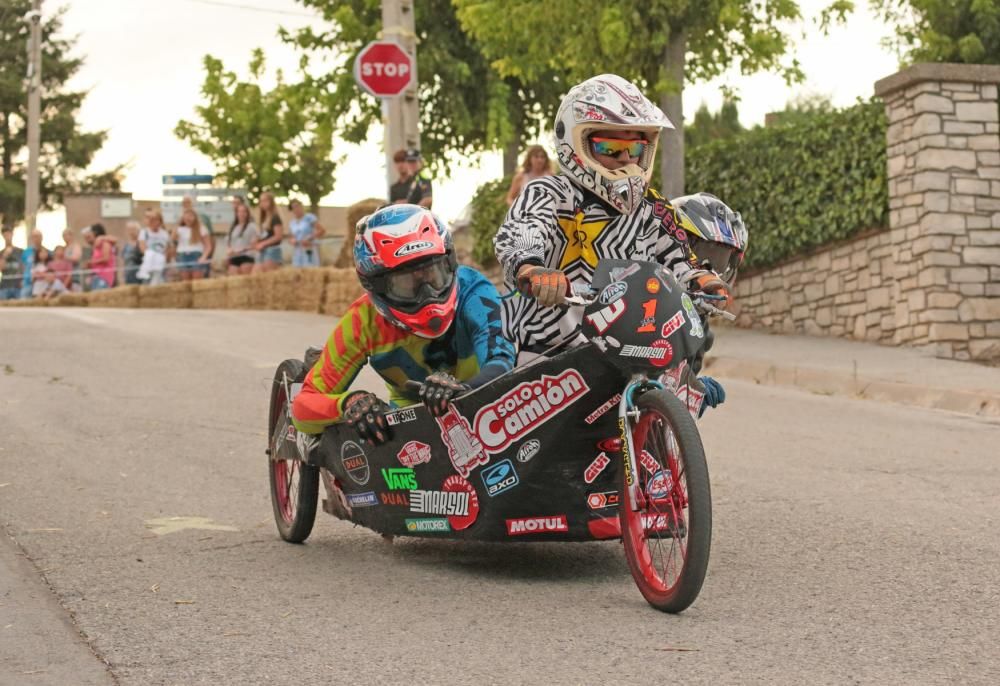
{"left": 354, "top": 41, "right": 415, "bottom": 97}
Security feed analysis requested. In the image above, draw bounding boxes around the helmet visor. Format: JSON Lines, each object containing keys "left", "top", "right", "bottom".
{"left": 384, "top": 254, "right": 455, "bottom": 304}
{"left": 690, "top": 237, "right": 743, "bottom": 284}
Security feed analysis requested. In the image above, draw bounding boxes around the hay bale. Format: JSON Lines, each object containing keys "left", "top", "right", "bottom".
{"left": 88, "top": 286, "right": 140, "bottom": 308}
{"left": 192, "top": 278, "right": 227, "bottom": 309}
{"left": 295, "top": 268, "right": 330, "bottom": 312}
{"left": 138, "top": 282, "right": 193, "bottom": 309}
{"left": 262, "top": 270, "right": 300, "bottom": 310}
{"left": 225, "top": 274, "right": 254, "bottom": 309}
{"left": 322, "top": 268, "right": 364, "bottom": 316}
{"left": 51, "top": 292, "right": 90, "bottom": 307}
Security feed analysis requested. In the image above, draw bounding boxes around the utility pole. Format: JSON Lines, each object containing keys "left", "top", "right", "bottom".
{"left": 24, "top": 0, "right": 43, "bottom": 234}
{"left": 380, "top": 0, "right": 419, "bottom": 194}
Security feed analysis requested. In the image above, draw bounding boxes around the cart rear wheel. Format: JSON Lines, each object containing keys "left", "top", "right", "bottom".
{"left": 268, "top": 359, "right": 319, "bottom": 543}
{"left": 620, "top": 389, "right": 711, "bottom": 613}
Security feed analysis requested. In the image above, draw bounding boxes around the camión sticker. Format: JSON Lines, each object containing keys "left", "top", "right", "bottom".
{"left": 341, "top": 441, "right": 370, "bottom": 485}
{"left": 473, "top": 369, "right": 589, "bottom": 454}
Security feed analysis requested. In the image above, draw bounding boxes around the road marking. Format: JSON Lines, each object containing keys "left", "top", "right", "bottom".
{"left": 47, "top": 309, "right": 106, "bottom": 326}
{"left": 144, "top": 516, "right": 239, "bottom": 536}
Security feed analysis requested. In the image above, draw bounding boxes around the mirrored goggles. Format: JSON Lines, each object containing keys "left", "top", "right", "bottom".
{"left": 384, "top": 255, "right": 455, "bottom": 303}
{"left": 590, "top": 136, "right": 649, "bottom": 158}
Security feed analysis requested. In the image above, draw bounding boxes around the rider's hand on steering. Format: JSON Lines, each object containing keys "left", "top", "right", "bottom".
{"left": 420, "top": 372, "right": 470, "bottom": 417}
{"left": 693, "top": 272, "right": 731, "bottom": 309}
{"left": 342, "top": 391, "right": 391, "bottom": 445}
{"left": 698, "top": 376, "right": 726, "bottom": 418}
{"left": 516, "top": 264, "right": 569, "bottom": 307}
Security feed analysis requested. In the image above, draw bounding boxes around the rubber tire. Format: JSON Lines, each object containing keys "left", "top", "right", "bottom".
{"left": 620, "top": 388, "right": 712, "bottom": 613}
{"left": 268, "top": 358, "right": 320, "bottom": 543}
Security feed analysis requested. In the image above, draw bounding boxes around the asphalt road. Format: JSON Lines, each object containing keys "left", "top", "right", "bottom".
{"left": 2, "top": 308, "right": 998, "bottom": 685}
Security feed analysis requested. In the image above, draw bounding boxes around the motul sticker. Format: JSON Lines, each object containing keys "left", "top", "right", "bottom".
{"left": 585, "top": 393, "right": 622, "bottom": 425}
{"left": 584, "top": 452, "right": 611, "bottom": 484}
{"left": 397, "top": 440, "right": 432, "bottom": 468}
{"left": 473, "top": 369, "right": 589, "bottom": 454}
{"left": 660, "top": 311, "right": 685, "bottom": 338}
{"left": 506, "top": 515, "right": 568, "bottom": 536}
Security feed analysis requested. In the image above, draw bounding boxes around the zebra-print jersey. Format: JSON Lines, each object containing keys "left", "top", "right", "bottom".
{"left": 494, "top": 174, "right": 696, "bottom": 354}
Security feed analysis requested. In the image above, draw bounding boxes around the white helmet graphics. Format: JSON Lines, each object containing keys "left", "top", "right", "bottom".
{"left": 553, "top": 74, "right": 674, "bottom": 214}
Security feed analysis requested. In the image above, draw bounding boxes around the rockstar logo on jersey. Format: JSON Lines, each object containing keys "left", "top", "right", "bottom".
{"left": 557, "top": 210, "right": 609, "bottom": 270}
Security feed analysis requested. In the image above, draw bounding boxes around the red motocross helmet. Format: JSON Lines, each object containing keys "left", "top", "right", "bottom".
{"left": 354, "top": 204, "right": 459, "bottom": 339}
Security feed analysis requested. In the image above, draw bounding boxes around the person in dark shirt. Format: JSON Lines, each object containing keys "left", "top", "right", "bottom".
{"left": 389, "top": 148, "right": 433, "bottom": 208}
{"left": 0, "top": 226, "right": 24, "bottom": 300}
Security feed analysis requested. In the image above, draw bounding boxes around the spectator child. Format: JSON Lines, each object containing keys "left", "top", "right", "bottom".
{"left": 48, "top": 244, "right": 75, "bottom": 289}
{"left": 120, "top": 221, "right": 143, "bottom": 285}
{"left": 31, "top": 264, "right": 67, "bottom": 300}
{"left": 137, "top": 210, "right": 170, "bottom": 285}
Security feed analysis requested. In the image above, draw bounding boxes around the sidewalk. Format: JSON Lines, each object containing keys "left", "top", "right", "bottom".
{"left": 706, "top": 328, "right": 1000, "bottom": 418}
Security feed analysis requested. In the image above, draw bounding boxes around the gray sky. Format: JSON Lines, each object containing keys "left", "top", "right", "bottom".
{"left": 34, "top": 0, "right": 900, "bottom": 243}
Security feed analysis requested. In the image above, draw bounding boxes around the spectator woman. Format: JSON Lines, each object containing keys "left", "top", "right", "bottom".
{"left": 120, "top": 221, "right": 143, "bottom": 285}
{"left": 505, "top": 145, "right": 554, "bottom": 206}
{"left": 253, "top": 190, "right": 284, "bottom": 272}
{"left": 226, "top": 202, "right": 259, "bottom": 276}
{"left": 61, "top": 228, "right": 84, "bottom": 291}
{"left": 86, "top": 223, "right": 117, "bottom": 290}
{"left": 48, "top": 244, "right": 75, "bottom": 289}
{"left": 173, "top": 208, "right": 213, "bottom": 280}
{"left": 137, "top": 209, "right": 170, "bottom": 285}
{"left": 288, "top": 199, "right": 325, "bottom": 268}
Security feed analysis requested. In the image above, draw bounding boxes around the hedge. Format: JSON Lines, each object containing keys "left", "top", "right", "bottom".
{"left": 686, "top": 98, "right": 888, "bottom": 270}
{"left": 468, "top": 99, "right": 888, "bottom": 272}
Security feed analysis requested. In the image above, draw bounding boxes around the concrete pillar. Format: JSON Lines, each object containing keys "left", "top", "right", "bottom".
{"left": 875, "top": 63, "right": 1000, "bottom": 361}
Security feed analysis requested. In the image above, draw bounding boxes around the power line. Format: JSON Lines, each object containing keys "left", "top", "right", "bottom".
{"left": 174, "top": 0, "right": 319, "bottom": 18}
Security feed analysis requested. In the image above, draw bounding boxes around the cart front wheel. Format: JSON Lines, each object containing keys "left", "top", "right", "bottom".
{"left": 620, "top": 389, "right": 712, "bottom": 613}
{"left": 268, "top": 359, "right": 319, "bottom": 543}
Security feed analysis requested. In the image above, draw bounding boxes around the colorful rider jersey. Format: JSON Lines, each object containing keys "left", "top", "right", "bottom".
{"left": 291, "top": 266, "right": 515, "bottom": 434}
{"left": 494, "top": 174, "right": 697, "bottom": 354}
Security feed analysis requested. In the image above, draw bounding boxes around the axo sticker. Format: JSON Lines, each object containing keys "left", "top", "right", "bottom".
{"left": 381, "top": 467, "right": 417, "bottom": 490}
{"left": 397, "top": 440, "right": 432, "bottom": 468}
{"left": 436, "top": 406, "right": 489, "bottom": 478}
{"left": 584, "top": 452, "right": 611, "bottom": 484}
{"left": 506, "top": 515, "right": 569, "bottom": 536}
{"left": 442, "top": 475, "right": 479, "bottom": 530}
{"left": 516, "top": 439, "right": 541, "bottom": 463}
{"left": 480, "top": 459, "right": 519, "bottom": 497}
{"left": 341, "top": 441, "right": 370, "bottom": 486}
{"left": 346, "top": 491, "right": 377, "bottom": 508}
{"left": 473, "top": 369, "right": 589, "bottom": 454}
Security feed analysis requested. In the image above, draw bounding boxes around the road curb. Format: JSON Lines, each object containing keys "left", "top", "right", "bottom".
{"left": 704, "top": 356, "right": 1000, "bottom": 419}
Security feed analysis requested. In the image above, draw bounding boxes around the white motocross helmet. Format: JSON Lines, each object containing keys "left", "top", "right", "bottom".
{"left": 553, "top": 74, "right": 674, "bottom": 214}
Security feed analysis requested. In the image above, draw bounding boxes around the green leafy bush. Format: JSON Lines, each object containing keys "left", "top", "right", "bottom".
{"left": 468, "top": 174, "right": 512, "bottom": 266}
{"left": 686, "top": 99, "right": 888, "bottom": 270}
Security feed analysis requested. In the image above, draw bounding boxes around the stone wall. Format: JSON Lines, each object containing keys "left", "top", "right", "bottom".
{"left": 732, "top": 63, "right": 1000, "bottom": 362}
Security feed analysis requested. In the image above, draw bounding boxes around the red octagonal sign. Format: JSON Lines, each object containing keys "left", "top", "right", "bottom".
{"left": 354, "top": 41, "right": 414, "bottom": 97}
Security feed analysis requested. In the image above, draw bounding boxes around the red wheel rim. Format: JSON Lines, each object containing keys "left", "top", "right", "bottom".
{"left": 270, "top": 384, "right": 301, "bottom": 524}
{"left": 623, "top": 409, "right": 690, "bottom": 595}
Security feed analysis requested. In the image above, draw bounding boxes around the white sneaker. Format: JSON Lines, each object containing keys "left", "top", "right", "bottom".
{"left": 295, "top": 430, "right": 320, "bottom": 462}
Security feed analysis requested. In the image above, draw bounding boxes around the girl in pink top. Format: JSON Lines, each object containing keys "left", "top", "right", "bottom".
{"left": 86, "top": 224, "right": 117, "bottom": 290}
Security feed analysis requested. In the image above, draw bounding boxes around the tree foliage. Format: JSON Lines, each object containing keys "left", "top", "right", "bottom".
{"left": 174, "top": 50, "right": 338, "bottom": 207}
{"left": 283, "top": 0, "right": 566, "bottom": 174}
{"left": 0, "top": 2, "right": 114, "bottom": 227}
{"left": 872, "top": 0, "right": 1000, "bottom": 64}
{"left": 685, "top": 100, "right": 744, "bottom": 149}
{"left": 453, "top": 0, "right": 815, "bottom": 196}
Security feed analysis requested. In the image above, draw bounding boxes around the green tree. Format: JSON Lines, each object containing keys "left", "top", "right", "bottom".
{"left": 766, "top": 92, "right": 834, "bottom": 128}
{"left": 283, "top": 0, "right": 567, "bottom": 176}
{"left": 872, "top": 0, "right": 1000, "bottom": 64}
{"left": 0, "top": 2, "right": 114, "bottom": 227}
{"left": 454, "top": 0, "right": 850, "bottom": 197}
{"left": 174, "top": 50, "right": 338, "bottom": 208}
{"left": 685, "top": 100, "right": 745, "bottom": 149}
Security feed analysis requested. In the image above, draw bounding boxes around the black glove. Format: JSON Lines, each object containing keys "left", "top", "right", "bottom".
{"left": 342, "top": 391, "right": 391, "bottom": 444}
{"left": 420, "top": 372, "right": 470, "bottom": 417}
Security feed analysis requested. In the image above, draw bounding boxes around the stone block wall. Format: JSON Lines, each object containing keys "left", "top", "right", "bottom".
{"left": 732, "top": 63, "right": 1000, "bottom": 362}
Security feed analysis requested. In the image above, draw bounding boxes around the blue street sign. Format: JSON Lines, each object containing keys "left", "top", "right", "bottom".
{"left": 162, "top": 174, "right": 215, "bottom": 185}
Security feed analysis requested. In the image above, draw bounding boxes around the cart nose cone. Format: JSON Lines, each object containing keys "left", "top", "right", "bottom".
{"left": 597, "top": 438, "right": 622, "bottom": 452}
